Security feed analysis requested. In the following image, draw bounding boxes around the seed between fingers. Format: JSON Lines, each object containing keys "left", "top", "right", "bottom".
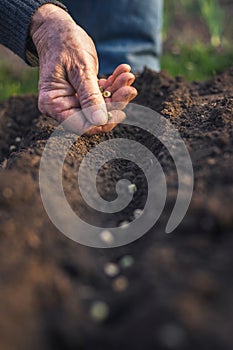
{"left": 102, "top": 91, "right": 112, "bottom": 98}
{"left": 108, "top": 112, "right": 113, "bottom": 120}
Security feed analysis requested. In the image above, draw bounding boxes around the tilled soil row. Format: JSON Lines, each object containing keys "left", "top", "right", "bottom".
{"left": 0, "top": 68, "right": 233, "bottom": 350}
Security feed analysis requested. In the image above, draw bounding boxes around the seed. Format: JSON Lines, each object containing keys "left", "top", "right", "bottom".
{"left": 133, "top": 209, "right": 143, "bottom": 219}
{"left": 104, "top": 263, "right": 119, "bottom": 277}
{"left": 108, "top": 112, "right": 113, "bottom": 120}
{"left": 119, "top": 255, "right": 135, "bottom": 269}
{"left": 102, "top": 90, "right": 112, "bottom": 98}
{"left": 128, "top": 184, "right": 137, "bottom": 194}
{"left": 119, "top": 220, "right": 130, "bottom": 229}
{"left": 15, "top": 137, "right": 21, "bottom": 143}
{"left": 99, "top": 86, "right": 104, "bottom": 93}
{"left": 9, "top": 145, "right": 16, "bottom": 152}
{"left": 100, "top": 230, "right": 114, "bottom": 245}
{"left": 112, "top": 276, "right": 129, "bottom": 292}
{"left": 90, "top": 301, "right": 109, "bottom": 322}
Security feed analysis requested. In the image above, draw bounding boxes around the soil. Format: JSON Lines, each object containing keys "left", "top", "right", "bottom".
{"left": 0, "top": 67, "right": 233, "bottom": 350}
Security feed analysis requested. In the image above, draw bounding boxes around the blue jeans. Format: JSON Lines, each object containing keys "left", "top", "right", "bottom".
{"left": 63, "top": 0, "right": 163, "bottom": 74}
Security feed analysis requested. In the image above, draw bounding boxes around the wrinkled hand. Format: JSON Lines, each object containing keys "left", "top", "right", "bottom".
{"left": 30, "top": 4, "right": 137, "bottom": 135}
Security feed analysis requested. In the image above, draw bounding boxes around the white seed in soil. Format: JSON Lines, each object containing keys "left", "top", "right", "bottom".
{"left": 90, "top": 301, "right": 109, "bottom": 322}
{"left": 9, "top": 145, "right": 16, "bottom": 152}
{"left": 128, "top": 184, "right": 137, "bottom": 194}
{"left": 112, "top": 276, "right": 129, "bottom": 292}
{"left": 15, "top": 137, "right": 21, "bottom": 143}
{"left": 119, "top": 255, "right": 135, "bottom": 269}
{"left": 100, "top": 230, "right": 114, "bottom": 244}
{"left": 104, "top": 263, "right": 119, "bottom": 277}
{"left": 133, "top": 209, "right": 143, "bottom": 219}
{"left": 119, "top": 220, "right": 130, "bottom": 229}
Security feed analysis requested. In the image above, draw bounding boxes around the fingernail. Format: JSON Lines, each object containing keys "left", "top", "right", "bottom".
{"left": 92, "top": 110, "right": 108, "bottom": 126}
{"left": 128, "top": 78, "right": 134, "bottom": 85}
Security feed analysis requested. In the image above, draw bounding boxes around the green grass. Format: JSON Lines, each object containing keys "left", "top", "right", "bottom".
{"left": 198, "top": 0, "right": 224, "bottom": 47}
{"left": 0, "top": 62, "right": 38, "bottom": 101}
{"left": 161, "top": 0, "right": 232, "bottom": 80}
{"left": 0, "top": 44, "right": 233, "bottom": 102}
{"left": 0, "top": 0, "right": 232, "bottom": 101}
{"left": 161, "top": 43, "right": 233, "bottom": 81}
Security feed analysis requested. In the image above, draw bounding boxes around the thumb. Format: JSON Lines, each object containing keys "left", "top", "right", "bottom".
{"left": 75, "top": 73, "right": 108, "bottom": 126}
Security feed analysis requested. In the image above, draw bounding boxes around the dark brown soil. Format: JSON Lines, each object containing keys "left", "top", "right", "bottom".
{"left": 0, "top": 67, "right": 233, "bottom": 350}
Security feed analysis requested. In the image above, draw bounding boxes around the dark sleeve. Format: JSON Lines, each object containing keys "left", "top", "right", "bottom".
{"left": 0, "top": 0, "right": 67, "bottom": 65}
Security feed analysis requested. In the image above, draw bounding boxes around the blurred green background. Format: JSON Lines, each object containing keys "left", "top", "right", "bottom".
{"left": 0, "top": 0, "right": 232, "bottom": 101}
{"left": 161, "top": 0, "right": 233, "bottom": 80}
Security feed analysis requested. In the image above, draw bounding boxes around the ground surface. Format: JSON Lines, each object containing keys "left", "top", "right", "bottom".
{"left": 0, "top": 68, "right": 233, "bottom": 350}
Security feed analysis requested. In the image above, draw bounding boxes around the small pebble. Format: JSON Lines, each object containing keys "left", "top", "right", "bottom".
{"left": 133, "top": 209, "right": 143, "bottom": 219}
{"left": 90, "top": 301, "right": 109, "bottom": 323}
{"left": 104, "top": 263, "right": 119, "bottom": 277}
{"left": 112, "top": 276, "right": 129, "bottom": 292}
{"left": 119, "top": 255, "right": 135, "bottom": 269}
{"left": 9, "top": 145, "right": 16, "bottom": 152}
{"left": 100, "top": 230, "right": 114, "bottom": 245}
{"left": 27, "top": 232, "right": 41, "bottom": 249}
{"left": 207, "top": 158, "right": 216, "bottom": 165}
{"left": 128, "top": 184, "right": 137, "bottom": 194}
{"left": 15, "top": 137, "right": 21, "bottom": 143}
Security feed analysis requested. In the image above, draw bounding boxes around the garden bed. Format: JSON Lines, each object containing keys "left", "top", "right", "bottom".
{"left": 0, "top": 67, "right": 233, "bottom": 350}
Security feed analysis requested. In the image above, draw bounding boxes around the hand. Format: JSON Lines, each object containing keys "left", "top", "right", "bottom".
{"left": 30, "top": 4, "right": 137, "bottom": 135}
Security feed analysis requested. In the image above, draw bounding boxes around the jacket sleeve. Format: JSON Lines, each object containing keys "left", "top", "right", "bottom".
{"left": 0, "top": 0, "right": 67, "bottom": 65}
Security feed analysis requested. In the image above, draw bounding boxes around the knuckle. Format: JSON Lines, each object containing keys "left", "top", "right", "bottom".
{"left": 38, "top": 98, "right": 47, "bottom": 115}
{"left": 80, "top": 91, "right": 103, "bottom": 108}
{"left": 38, "top": 91, "right": 56, "bottom": 115}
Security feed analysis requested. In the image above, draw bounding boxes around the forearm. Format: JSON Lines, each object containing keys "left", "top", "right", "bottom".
{"left": 0, "top": 0, "right": 66, "bottom": 64}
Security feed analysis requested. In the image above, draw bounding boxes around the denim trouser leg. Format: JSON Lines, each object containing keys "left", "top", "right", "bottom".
{"left": 63, "top": 0, "right": 163, "bottom": 75}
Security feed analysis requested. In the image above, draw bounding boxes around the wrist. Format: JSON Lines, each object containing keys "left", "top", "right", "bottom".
{"left": 30, "top": 4, "right": 71, "bottom": 56}
{"left": 30, "top": 4, "right": 66, "bottom": 35}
